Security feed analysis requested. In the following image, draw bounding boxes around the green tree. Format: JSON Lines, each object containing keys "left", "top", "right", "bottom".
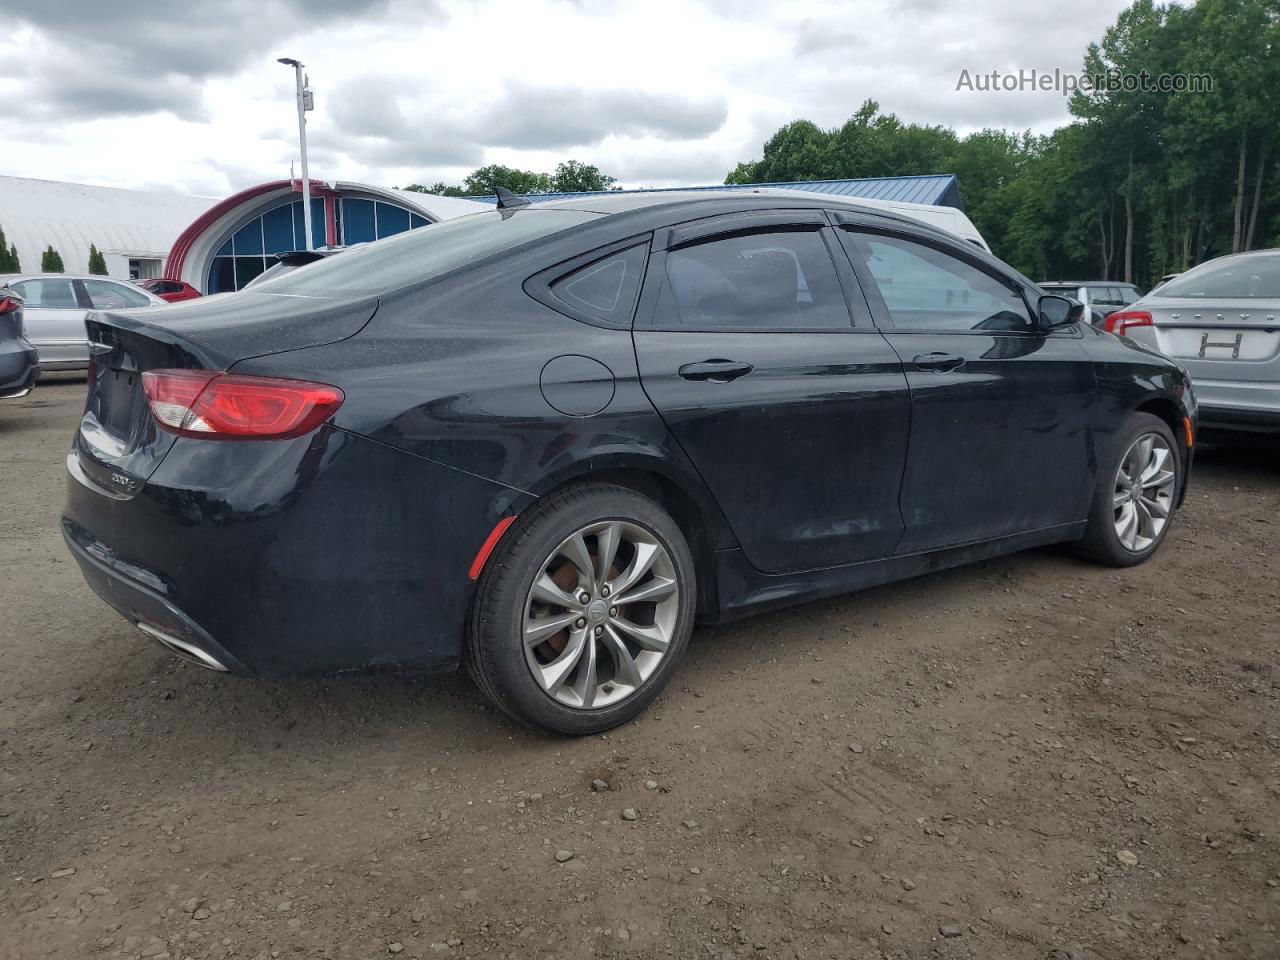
{"left": 404, "top": 182, "right": 467, "bottom": 197}
{"left": 41, "top": 246, "right": 64, "bottom": 273}
{"left": 1170, "top": 0, "right": 1280, "bottom": 253}
{"left": 550, "top": 160, "right": 617, "bottom": 193}
{"left": 7, "top": 244, "right": 17, "bottom": 272}
{"left": 0, "top": 224, "right": 12, "bottom": 272}
{"left": 462, "top": 164, "right": 552, "bottom": 196}
{"left": 87, "top": 243, "right": 108, "bottom": 275}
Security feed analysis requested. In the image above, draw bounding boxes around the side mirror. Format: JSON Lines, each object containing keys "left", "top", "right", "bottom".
{"left": 1038, "top": 294, "right": 1084, "bottom": 329}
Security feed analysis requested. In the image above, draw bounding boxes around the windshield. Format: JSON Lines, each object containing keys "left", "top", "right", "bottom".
{"left": 253, "top": 209, "right": 601, "bottom": 296}
{"left": 1157, "top": 255, "right": 1280, "bottom": 299}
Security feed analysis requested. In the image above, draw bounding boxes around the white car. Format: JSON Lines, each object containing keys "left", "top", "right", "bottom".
{"left": 0, "top": 274, "right": 166, "bottom": 370}
{"left": 1106, "top": 249, "right": 1280, "bottom": 435}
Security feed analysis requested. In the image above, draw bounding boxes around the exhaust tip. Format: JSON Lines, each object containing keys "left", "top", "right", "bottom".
{"left": 137, "top": 622, "right": 228, "bottom": 672}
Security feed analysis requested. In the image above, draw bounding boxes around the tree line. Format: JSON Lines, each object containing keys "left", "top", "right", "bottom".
{"left": 405, "top": 160, "right": 618, "bottom": 197}
{"left": 0, "top": 224, "right": 108, "bottom": 275}
{"left": 726, "top": 0, "right": 1279, "bottom": 287}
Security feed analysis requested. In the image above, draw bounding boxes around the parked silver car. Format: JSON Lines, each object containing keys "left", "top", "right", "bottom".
{"left": 1105, "top": 249, "right": 1280, "bottom": 434}
{"left": 1039, "top": 280, "right": 1144, "bottom": 326}
{"left": 0, "top": 274, "right": 165, "bottom": 370}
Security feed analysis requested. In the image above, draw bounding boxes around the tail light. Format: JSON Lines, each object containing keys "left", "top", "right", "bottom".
{"left": 141, "top": 369, "right": 344, "bottom": 440}
{"left": 1103, "top": 310, "right": 1153, "bottom": 336}
{"left": 0, "top": 295, "right": 21, "bottom": 314}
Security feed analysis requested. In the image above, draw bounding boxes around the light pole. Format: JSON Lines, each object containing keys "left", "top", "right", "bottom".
{"left": 277, "top": 57, "right": 314, "bottom": 251}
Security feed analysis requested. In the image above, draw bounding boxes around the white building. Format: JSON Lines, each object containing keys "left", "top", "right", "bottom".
{"left": 0, "top": 175, "right": 485, "bottom": 288}
{"left": 0, "top": 175, "right": 216, "bottom": 280}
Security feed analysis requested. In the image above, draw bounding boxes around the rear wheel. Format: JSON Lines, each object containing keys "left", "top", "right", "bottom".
{"left": 466, "top": 484, "right": 695, "bottom": 735}
{"left": 1077, "top": 413, "right": 1181, "bottom": 566}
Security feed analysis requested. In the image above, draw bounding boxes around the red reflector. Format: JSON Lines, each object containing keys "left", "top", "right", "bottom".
{"left": 468, "top": 515, "right": 517, "bottom": 580}
{"left": 1103, "top": 309, "right": 1153, "bottom": 336}
{"left": 141, "top": 369, "right": 344, "bottom": 440}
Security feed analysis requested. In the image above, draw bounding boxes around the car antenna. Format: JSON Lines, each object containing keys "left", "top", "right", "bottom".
{"left": 494, "top": 186, "right": 531, "bottom": 210}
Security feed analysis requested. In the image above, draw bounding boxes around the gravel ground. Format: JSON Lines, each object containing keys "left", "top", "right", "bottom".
{"left": 1, "top": 379, "right": 1277, "bottom": 960}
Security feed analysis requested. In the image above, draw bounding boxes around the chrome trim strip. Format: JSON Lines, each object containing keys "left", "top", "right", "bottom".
{"left": 137, "top": 622, "right": 229, "bottom": 672}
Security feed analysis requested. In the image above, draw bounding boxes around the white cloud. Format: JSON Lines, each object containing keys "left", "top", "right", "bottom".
{"left": 0, "top": 0, "right": 1133, "bottom": 196}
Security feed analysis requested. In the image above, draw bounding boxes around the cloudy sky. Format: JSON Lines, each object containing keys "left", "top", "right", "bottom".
{"left": 0, "top": 0, "right": 1132, "bottom": 198}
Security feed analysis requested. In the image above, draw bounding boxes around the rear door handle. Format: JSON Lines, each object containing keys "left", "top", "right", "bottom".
{"left": 678, "top": 360, "right": 754, "bottom": 383}
{"left": 912, "top": 352, "right": 966, "bottom": 373}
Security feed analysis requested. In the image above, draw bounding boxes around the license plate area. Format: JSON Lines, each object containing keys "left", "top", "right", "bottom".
{"left": 97, "top": 366, "right": 143, "bottom": 439}
{"left": 1159, "top": 327, "right": 1280, "bottom": 362}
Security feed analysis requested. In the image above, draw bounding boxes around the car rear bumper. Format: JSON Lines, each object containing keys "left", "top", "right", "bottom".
{"left": 1197, "top": 405, "right": 1280, "bottom": 435}
{"left": 62, "top": 426, "right": 520, "bottom": 677}
{"left": 1191, "top": 379, "right": 1280, "bottom": 434}
{"left": 62, "top": 516, "right": 248, "bottom": 674}
{"left": 0, "top": 340, "right": 40, "bottom": 398}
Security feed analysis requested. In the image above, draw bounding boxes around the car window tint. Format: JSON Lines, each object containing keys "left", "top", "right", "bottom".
{"left": 1118, "top": 286, "right": 1141, "bottom": 305}
{"left": 81, "top": 279, "right": 153, "bottom": 309}
{"left": 852, "top": 234, "right": 1032, "bottom": 332}
{"left": 550, "top": 243, "right": 647, "bottom": 325}
{"left": 663, "top": 230, "right": 850, "bottom": 330}
{"left": 1158, "top": 255, "right": 1280, "bottom": 298}
{"left": 256, "top": 210, "right": 600, "bottom": 296}
{"left": 11, "top": 279, "right": 78, "bottom": 308}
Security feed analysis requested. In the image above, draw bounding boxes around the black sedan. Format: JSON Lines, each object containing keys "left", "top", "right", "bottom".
{"left": 62, "top": 192, "right": 1195, "bottom": 734}
{"left": 0, "top": 286, "right": 38, "bottom": 399}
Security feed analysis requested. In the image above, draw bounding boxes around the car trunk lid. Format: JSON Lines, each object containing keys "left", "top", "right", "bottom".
{"left": 75, "top": 292, "right": 377, "bottom": 495}
{"left": 1138, "top": 298, "right": 1280, "bottom": 382}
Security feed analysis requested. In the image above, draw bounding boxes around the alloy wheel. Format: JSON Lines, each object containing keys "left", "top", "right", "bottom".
{"left": 1113, "top": 432, "right": 1176, "bottom": 552}
{"left": 522, "top": 520, "right": 680, "bottom": 709}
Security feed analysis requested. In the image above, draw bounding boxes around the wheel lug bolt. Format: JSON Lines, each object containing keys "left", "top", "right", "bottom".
{"left": 609, "top": 607, "right": 617, "bottom": 617}
{"left": 601, "top": 586, "right": 610, "bottom": 597}
{"left": 578, "top": 591, "right": 590, "bottom": 603}
{"left": 575, "top": 618, "right": 586, "bottom": 629}
{"left": 594, "top": 626, "right": 603, "bottom": 637}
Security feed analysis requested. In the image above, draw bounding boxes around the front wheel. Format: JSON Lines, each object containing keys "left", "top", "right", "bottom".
{"left": 1076, "top": 413, "right": 1182, "bottom": 567}
{"left": 465, "top": 484, "right": 696, "bottom": 735}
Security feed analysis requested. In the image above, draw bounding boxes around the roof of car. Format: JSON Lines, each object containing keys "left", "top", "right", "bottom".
{"left": 0, "top": 272, "right": 139, "bottom": 281}
{"left": 535, "top": 188, "right": 937, "bottom": 218}
{"left": 1040, "top": 280, "right": 1142, "bottom": 287}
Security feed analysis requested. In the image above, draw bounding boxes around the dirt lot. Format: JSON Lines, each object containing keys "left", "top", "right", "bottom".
{"left": 1, "top": 379, "right": 1277, "bottom": 960}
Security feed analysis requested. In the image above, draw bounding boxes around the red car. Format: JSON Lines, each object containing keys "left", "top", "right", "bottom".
{"left": 137, "top": 279, "right": 202, "bottom": 302}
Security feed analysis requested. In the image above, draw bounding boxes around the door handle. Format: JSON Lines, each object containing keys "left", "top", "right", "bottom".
{"left": 912, "top": 352, "right": 966, "bottom": 373}
{"left": 677, "top": 360, "right": 754, "bottom": 383}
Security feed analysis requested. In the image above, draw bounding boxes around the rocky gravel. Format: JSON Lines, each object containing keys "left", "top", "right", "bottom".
{"left": 1, "top": 380, "right": 1278, "bottom": 959}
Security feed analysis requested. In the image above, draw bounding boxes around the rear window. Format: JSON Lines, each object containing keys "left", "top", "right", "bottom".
{"left": 253, "top": 209, "right": 600, "bottom": 296}
{"left": 1158, "top": 255, "right": 1280, "bottom": 298}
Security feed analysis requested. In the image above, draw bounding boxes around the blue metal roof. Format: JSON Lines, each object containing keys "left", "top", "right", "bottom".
{"left": 473, "top": 174, "right": 962, "bottom": 209}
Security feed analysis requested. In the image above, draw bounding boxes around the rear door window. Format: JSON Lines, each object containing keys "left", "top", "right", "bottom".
{"left": 659, "top": 229, "right": 852, "bottom": 330}
{"left": 81, "top": 279, "right": 154, "bottom": 309}
{"left": 11, "top": 278, "right": 78, "bottom": 308}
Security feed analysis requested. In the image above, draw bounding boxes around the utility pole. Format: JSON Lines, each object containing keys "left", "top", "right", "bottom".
{"left": 277, "top": 57, "right": 314, "bottom": 250}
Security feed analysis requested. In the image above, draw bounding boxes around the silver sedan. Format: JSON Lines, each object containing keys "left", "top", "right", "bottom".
{"left": 0, "top": 273, "right": 166, "bottom": 370}
{"left": 1105, "top": 250, "right": 1280, "bottom": 435}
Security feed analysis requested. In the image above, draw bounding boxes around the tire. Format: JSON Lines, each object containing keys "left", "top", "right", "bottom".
{"left": 465, "top": 483, "right": 696, "bottom": 735}
{"left": 1076, "top": 413, "right": 1182, "bottom": 567}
